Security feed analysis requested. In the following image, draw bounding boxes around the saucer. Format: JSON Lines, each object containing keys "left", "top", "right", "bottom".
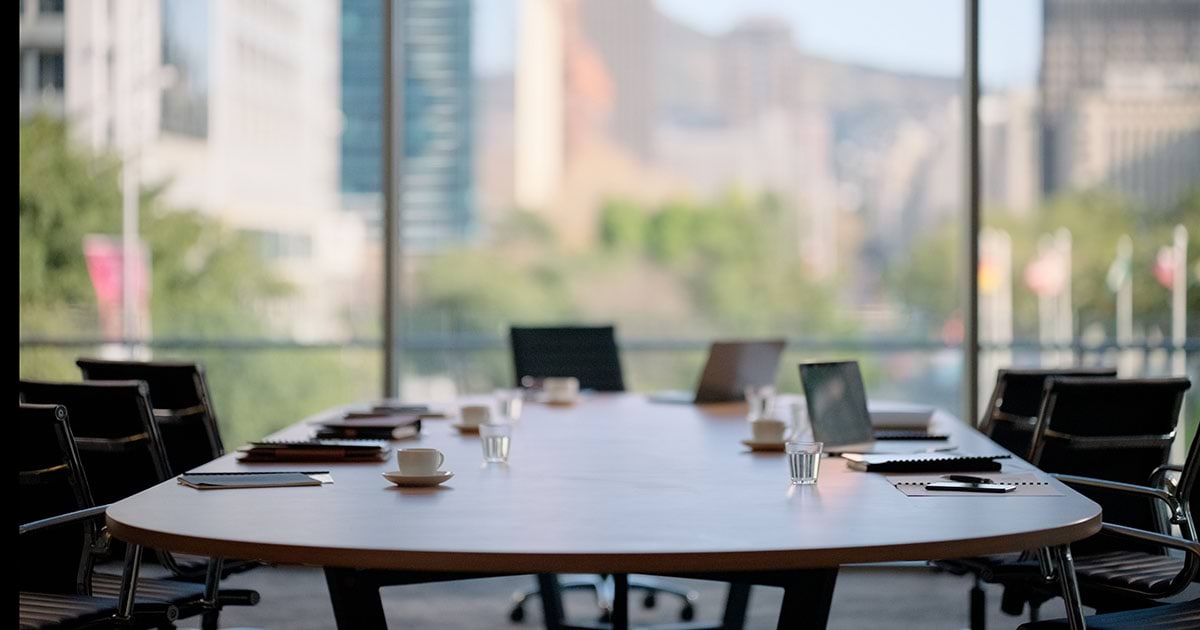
{"left": 741, "top": 439, "right": 786, "bottom": 452}
{"left": 451, "top": 423, "right": 480, "bottom": 434}
{"left": 382, "top": 470, "right": 454, "bottom": 487}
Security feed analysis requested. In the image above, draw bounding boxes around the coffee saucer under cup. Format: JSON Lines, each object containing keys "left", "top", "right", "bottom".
{"left": 740, "top": 439, "right": 786, "bottom": 452}
{"left": 382, "top": 470, "right": 454, "bottom": 487}
{"left": 451, "top": 423, "right": 481, "bottom": 434}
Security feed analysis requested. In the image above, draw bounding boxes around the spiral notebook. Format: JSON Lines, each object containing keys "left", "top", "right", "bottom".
{"left": 842, "top": 453, "right": 1010, "bottom": 473}
{"left": 178, "top": 471, "right": 334, "bottom": 490}
{"left": 887, "top": 473, "right": 1062, "bottom": 497}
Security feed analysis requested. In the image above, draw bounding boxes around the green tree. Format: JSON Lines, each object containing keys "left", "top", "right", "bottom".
{"left": 19, "top": 116, "right": 371, "bottom": 447}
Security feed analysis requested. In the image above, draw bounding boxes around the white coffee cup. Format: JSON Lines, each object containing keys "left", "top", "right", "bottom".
{"left": 396, "top": 448, "right": 444, "bottom": 475}
{"left": 543, "top": 377, "right": 580, "bottom": 403}
{"left": 459, "top": 404, "right": 492, "bottom": 427}
{"left": 751, "top": 417, "right": 788, "bottom": 442}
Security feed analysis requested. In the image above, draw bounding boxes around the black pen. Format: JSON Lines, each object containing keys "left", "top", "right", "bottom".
{"left": 944, "top": 474, "right": 993, "bottom": 485}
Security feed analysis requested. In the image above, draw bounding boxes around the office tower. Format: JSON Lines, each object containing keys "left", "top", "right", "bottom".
{"left": 515, "top": 0, "right": 566, "bottom": 211}
{"left": 341, "top": 0, "right": 384, "bottom": 198}
{"left": 19, "top": 0, "right": 69, "bottom": 119}
{"left": 576, "top": 0, "right": 654, "bottom": 161}
{"left": 341, "top": 0, "right": 476, "bottom": 249}
{"left": 981, "top": 89, "right": 1040, "bottom": 216}
{"left": 1040, "top": 0, "right": 1200, "bottom": 207}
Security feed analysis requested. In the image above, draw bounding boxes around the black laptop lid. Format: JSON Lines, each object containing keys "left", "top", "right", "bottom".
{"left": 799, "top": 361, "right": 874, "bottom": 447}
{"left": 693, "top": 340, "right": 786, "bottom": 403}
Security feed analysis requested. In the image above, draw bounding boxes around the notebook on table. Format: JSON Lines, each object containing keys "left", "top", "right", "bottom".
{"left": 178, "top": 471, "right": 334, "bottom": 490}
{"left": 236, "top": 439, "right": 389, "bottom": 463}
{"left": 649, "top": 339, "right": 786, "bottom": 404}
{"left": 798, "top": 361, "right": 947, "bottom": 453}
{"left": 842, "top": 453, "right": 1010, "bottom": 473}
{"left": 314, "top": 416, "right": 422, "bottom": 440}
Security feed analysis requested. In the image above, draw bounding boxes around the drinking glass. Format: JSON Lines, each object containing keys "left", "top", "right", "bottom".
{"left": 744, "top": 385, "right": 776, "bottom": 421}
{"left": 786, "top": 441, "right": 823, "bottom": 485}
{"left": 495, "top": 389, "right": 524, "bottom": 423}
{"left": 480, "top": 423, "right": 512, "bottom": 464}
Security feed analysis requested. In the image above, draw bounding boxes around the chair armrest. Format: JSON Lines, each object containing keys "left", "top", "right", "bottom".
{"left": 19, "top": 505, "right": 109, "bottom": 535}
{"left": 1101, "top": 523, "right": 1200, "bottom": 561}
{"left": 1052, "top": 474, "right": 1183, "bottom": 521}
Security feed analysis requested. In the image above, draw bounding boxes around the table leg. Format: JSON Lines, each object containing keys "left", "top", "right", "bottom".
{"left": 611, "top": 573, "right": 630, "bottom": 630}
{"left": 1050, "top": 545, "right": 1087, "bottom": 630}
{"left": 776, "top": 568, "right": 839, "bottom": 630}
{"left": 721, "top": 582, "right": 752, "bottom": 630}
{"left": 324, "top": 567, "right": 387, "bottom": 630}
{"left": 537, "top": 574, "right": 567, "bottom": 630}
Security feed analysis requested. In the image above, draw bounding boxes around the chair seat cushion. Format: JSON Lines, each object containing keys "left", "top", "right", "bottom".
{"left": 1018, "top": 598, "right": 1200, "bottom": 629}
{"left": 1072, "top": 551, "right": 1186, "bottom": 594}
{"left": 19, "top": 592, "right": 117, "bottom": 629}
{"left": 92, "top": 572, "right": 205, "bottom": 610}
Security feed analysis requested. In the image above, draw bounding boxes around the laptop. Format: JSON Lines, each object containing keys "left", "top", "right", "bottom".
{"left": 649, "top": 340, "right": 786, "bottom": 404}
{"left": 797, "top": 361, "right": 947, "bottom": 453}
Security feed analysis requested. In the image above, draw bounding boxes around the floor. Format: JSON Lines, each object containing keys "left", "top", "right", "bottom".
{"left": 200, "top": 564, "right": 1076, "bottom": 629}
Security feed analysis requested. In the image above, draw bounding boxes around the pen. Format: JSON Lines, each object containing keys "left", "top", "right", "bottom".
{"left": 944, "top": 474, "right": 993, "bottom": 484}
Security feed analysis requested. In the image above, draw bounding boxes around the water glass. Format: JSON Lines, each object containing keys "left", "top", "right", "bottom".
{"left": 495, "top": 389, "right": 524, "bottom": 422}
{"left": 786, "top": 441, "right": 822, "bottom": 485}
{"left": 480, "top": 423, "right": 512, "bottom": 464}
{"left": 744, "top": 385, "right": 776, "bottom": 421}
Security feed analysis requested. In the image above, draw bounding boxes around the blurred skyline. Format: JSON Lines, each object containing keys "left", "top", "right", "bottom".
{"left": 475, "top": 0, "right": 1042, "bottom": 88}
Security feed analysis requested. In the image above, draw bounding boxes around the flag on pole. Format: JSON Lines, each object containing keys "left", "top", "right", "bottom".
{"left": 1153, "top": 245, "right": 1175, "bottom": 289}
{"left": 1024, "top": 247, "right": 1067, "bottom": 297}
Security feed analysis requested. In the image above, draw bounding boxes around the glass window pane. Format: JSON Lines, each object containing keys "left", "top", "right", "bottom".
{"left": 400, "top": 0, "right": 966, "bottom": 413}
{"left": 981, "top": 0, "right": 1199, "bottom": 437}
{"left": 19, "top": 0, "right": 383, "bottom": 446}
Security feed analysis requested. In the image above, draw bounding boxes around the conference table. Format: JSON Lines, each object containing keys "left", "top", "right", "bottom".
{"left": 107, "top": 394, "right": 1101, "bottom": 629}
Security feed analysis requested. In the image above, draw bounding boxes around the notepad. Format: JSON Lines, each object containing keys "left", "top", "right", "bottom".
{"left": 178, "top": 471, "right": 333, "bottom": 490}
{"left": 887, "top": 473, "right": 1062, "bottom": 497}
{"left": 236, "top": 439, "right": 389, "bottom": 463}
{"left": 842, "top": 453, "right": 1010, "bottom": 473}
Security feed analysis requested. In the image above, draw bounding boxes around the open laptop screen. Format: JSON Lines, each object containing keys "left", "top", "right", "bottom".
{"left": 798, "top": 361, "right": 874, "bottom": 447}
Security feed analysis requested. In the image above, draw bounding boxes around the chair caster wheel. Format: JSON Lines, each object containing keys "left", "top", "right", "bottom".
{"left": 680, "top": 603, "right": 696, "bottom": 622}
{"left": 509, "top": 606, "right": 525, "bottom": 623}
{"left": 643, "top": 592, "right": 657, "bottom": 608}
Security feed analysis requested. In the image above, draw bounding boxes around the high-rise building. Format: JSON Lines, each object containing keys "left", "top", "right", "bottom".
{"left": 1040, "top": 0, "right": 1200, "bottom": 205}
{"left": 339, "top": 0, "right": 476, "bottom": 250}
{"left": 19, "top": 0, "right": 68, "bottom": 120}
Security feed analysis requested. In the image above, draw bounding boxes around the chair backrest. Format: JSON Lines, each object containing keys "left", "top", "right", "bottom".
{"left": 19, "top": 380, "right": 172, "bottom": 506}
{"left": 1030, "top": 377, "right": 1191, "bottom": 553}
{"left": 77, "top": 358, "right": 225, "bottom": 474}
{"left": 979, "top": 367, "right": 1117, "bottom": 458}
{"left": 18, "top": 403, "right": 96, "bottom": 595}
{"left": 509, "top": 325, "right": 626, "bottom": 392}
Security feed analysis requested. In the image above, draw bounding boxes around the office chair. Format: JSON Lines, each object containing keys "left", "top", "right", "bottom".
{"left": 505, "top": 325, "right": 699, "bottom": 624}
{"left": 18, "top": 381, "right": 260, "bottom": 629}
{"left": 1019, "top": 419, "right": 1200, "bottom": 629}
{"left": 939, "top": 374, "right": 1189, "bottom": 629}
{"left": 75, "top": 358, "right": 261, "bottom": 582}
{"left": 510, "top": 325, "right": 627, "bottom": 392}
{"left": 19, "top": 403, "right": 178, "bottom": 629}
{"left": 978, "top": 367, "right": 1117, "bottom": 460}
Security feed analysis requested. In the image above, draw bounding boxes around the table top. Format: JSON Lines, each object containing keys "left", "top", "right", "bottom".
{"left": 106, "top": 394, "right": 1101, "bottom": 573}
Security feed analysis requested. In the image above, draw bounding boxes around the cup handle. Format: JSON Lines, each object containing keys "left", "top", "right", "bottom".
{"left": 436, "top": 452, "right": 445, "bottom": 470}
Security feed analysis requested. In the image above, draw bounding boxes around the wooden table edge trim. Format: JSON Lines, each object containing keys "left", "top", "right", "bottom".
{"left": 106, "top": 511, "right": 1100, "bottom": 574}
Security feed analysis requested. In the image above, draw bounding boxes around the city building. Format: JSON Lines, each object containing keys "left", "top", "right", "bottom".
{"left": 342, "top": 0, "right": 476, "bottom": 250}
{"left": 1040, "top": 0, "right": 1200, "bottom": 206}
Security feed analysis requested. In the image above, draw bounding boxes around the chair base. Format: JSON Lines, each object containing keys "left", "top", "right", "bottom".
{"left": 508, "top": 574, "right": 698, "bottom": 624}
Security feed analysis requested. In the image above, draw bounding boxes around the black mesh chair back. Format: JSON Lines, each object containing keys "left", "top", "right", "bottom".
{"left": 979, "top": 367, "right": 1116, "bottom": 459}
{"left": 19, "top": 380, "right": 172, "bottom": 506}
{"left": 19, "top": 403, "right": 96, "bottom": 595}
{"left": 510, "top": 325, "right": 626, "bottom": 392}
{"left": 1030, "top": 377, "right": 1191, "bottom": 554}
{"left": 77, "top": 358, "right": 225, "bottom": 474}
